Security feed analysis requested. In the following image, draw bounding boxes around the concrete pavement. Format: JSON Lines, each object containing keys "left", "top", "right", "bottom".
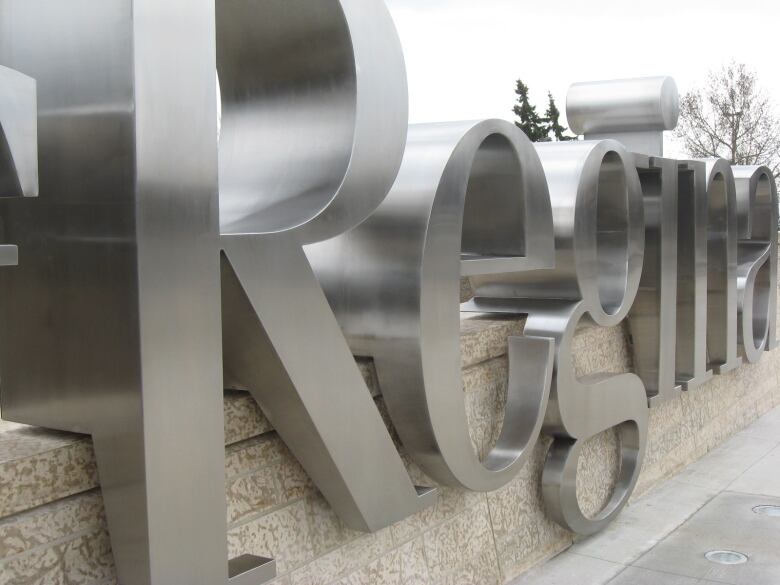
{"left": 512, "top": 405, "right": 780, "bottom": 585}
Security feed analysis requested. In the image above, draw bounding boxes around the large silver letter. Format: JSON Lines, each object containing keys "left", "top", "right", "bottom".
{"left": 0, "top": 2, "right": 231, "bottom": 584}
{"left": 675, "top": 158, "right": 742, "bottom": 389}
{"left": 567, "top": 76, "right": 679, "bottom": 157}
{"left": 217, "top": 0, "right": 436, "bottom": 535}
{"left": 733, "top": 166, "right": 778, "bottom": 361}
{"left": 675, "top": 160, "right": 714, "bottom": 388}
{"left": 628, "top": 156, "right": 682, "bottom": 404}
{"left": 310, "top": 119, "right": 556, "bottom": 492}
{"left": 469, "top": 140, "right": 648, "bottom": 535}
{"left": 534, "top": 141, "right": 647, "bottom": 535}
{"left": 702, "top": 160, "right": 742, "bottom": 374}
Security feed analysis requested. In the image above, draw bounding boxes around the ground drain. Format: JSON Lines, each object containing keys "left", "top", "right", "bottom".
{"left": 753, "top": 505, "right": 780, "bottom": 517}
{"left": 705, "top": 550, "right": 748, "bottom": 565}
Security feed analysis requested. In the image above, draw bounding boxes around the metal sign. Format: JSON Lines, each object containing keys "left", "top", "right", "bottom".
{"left": 0, "top": 1, "right": 776, "bottom": 584}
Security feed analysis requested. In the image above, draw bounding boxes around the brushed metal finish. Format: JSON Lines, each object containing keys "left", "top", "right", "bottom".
{"left": 217, "top": 0, "right": 436, "bottom": 534}
{"left": 228, "top": 554, "right": 276, "bottom": 585}
{"left": 217, "top": 0, "right": 407, "bottom": 245}
{"left": 628, "top": 155, "right": 682, "bottom": 405}
{"left": 468, "top": 139, "right": 648, "bottom": 534}
{"left": 468, "top": 140, "right": 645, "bottom": 316}
{"left": 568, "top": 77, "right": 680, "bottom": 134}
{"left": 0, "top": 65, "right": 37, "bottom": 198}
{"left": 221, "top": 234, "right": 436, "bottom": 532}
{"left": 733, "top": 166, "right": 778, "bottom": 361}
{"left": 0, "top": 2, "right": 229, "bottom": 585}
{"left": 531, "top": 140, "right": 647, "bottom": 535}
{"left": 675, "top": 158, "right": 742, "bottom": 387}
{"left": 701, "top": 159, "right": 742, "bottom": 375}
{"left": 0, "top": 0, "right": 777, "bottom": 570}
{"left": 309, "top": 119, "right": 556, "bottom": 492}
{"left": 567, "top": 76, "right": 679, "bottom": 156}
{"left": 675, "top": 160, "right": 715, "bottom": 390}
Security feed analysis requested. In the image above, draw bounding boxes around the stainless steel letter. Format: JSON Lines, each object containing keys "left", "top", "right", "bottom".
{"left": 675, "top": 158, "right": 742, "bottom": 388}
{"left": 0, "top": 1, "right": 232, "bottom": 584}
{"left": 566, "top": 78, "right": 684, "bottom": 405}
{"left": 733, "top": 166, "right": 778, "bottom": 361}
{"left": 533, "top": 141, "right": 647, "bottom": 535}
{"left": 628, "top": 156, "right": 682, "bottom": 405}
{"left": 567, "top": 76, "right": 679, "bottom": 157}
{"left": 702, "top": 159, "right": 742, "bottom": 374}
{"left": 469, "top": 140, "right": 648, "bottom": 535}
{"left": 675, "top": 160, "right": 714, "bottom": 389}
{"left": 309, "top": 119, "right": 556, "bottom": 492}
{"left": 217, "top": 0, "right": 436, "bottom": 534}
{"left": 0, "top": 65, "right": 37, "bottom": 267}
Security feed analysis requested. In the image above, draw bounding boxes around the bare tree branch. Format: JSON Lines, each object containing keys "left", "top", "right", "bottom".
{"left": 676, "top": 62, "right": 780, "bottom": 176}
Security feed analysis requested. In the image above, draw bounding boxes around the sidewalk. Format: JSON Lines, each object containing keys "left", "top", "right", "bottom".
{"left": 512, "top": 405, "right": 780, "bottom": 585}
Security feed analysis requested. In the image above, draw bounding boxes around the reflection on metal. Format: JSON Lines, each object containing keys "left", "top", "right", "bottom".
{"left": 218, "top": 0, "right": 436, "bottom": 537}
{"left": 310, "top": 119, "right": 556, "bottom": 491}
{"left": 0, "top": 0, "right": 779, "bottom": 579}
{"left": 216, "top": 0, "right": 408, "bottom": 245}
{"left": 0, "top": 66, "right": 37, "bottom": 200}
{"left": 702, "top": 159, "right": 742, "bottom": 375}
{"left": 467, "top": 140, "right": 648, "bottom": 534}
{"left": 0, "top": 3, "right": 230, "bottom": 585}
{"left": 628, "top": 155, "right": 682, "bottom": 405}
{"left": 228, "top": 554, "right": 277, "bottom": 585}
{"left": 531, "top": 141, "right": 647, "bottom": 535}
{"left": 567, "top": 76, "right": 679, "bottom": 156}
{"left": 733, "top": 166, "right": 779, "bottom": 360}
{"left": 221, "top": 235, "right": 436, "bottom": 532}
{"left": 675, "top": 160, "right": 715, "bottom": 390}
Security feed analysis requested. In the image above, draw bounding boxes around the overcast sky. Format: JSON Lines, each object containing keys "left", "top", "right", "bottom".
{"left": 385, "top": 0, "right": 780, "bottom": 157}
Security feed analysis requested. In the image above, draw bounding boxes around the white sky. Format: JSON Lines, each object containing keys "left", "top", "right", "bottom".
{"left": 385, "top": 0, "right": 780, "bottom": 158}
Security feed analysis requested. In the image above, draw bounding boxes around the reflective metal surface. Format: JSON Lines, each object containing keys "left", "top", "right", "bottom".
{"left": 674, "top": 158, "right": 742, "bottom": 387}
{"left": 0, "top": 65, "right": 37, "bottom": 198}
{"left": 567, "top": 76, "right": 679, "bottom": 156}
{"left": 0, "top": 0, "right": 778, "bottom": 576}
{"left": 733, "top": 166, "right": 778, "bottom": 360}
{"left": 468, "top": 140, "right": 648, "bottom": 534}
{"left": 218, "top": 0, "right": 436, "bottom": 534}
{"left": 675, "top": 159, "right": 715, "bottom": 390}
{"left": 628, "top": 155, "right": 682, "bottom": 405}
{"left": 217, "top": 0, "right": 407, "bottom": 245}
{"left": 0, "top": 64, "right": 36, "bottom": 268}
{"left": 310, "top": 119, "right": 556, "bottom": 491}
{"left": 530, "top": 140, "right": 647, "bottom": 535}
{"left": 0, "top": 2, "right": 231, "bottom": 584}
{"left": 221, "top": 235, "right": 436, "bottom": 532}
{"left": 701, "top": 159, "right": 741, "bottom": 374}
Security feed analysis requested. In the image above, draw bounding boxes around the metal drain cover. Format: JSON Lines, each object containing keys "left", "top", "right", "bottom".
{"left": 705, "top": 550, "right": 748, "bottom": 565}
{"left": 753, "top": 505, "right": 780, "bottom": 517}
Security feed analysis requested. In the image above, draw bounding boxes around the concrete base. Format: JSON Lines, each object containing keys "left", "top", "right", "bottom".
{"left": 1, "top": 312, "right": 779, "bottom": 584}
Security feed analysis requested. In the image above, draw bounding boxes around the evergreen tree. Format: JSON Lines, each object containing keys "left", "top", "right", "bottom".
{"left": 545, "top": 92, "right": 574, "bottom": 141}
{"left": 513, "top": 79, "right": 549, "bottom": 142}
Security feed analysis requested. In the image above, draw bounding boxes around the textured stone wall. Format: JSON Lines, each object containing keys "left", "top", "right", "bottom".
{"left": 1, "top": 298, "right": 779, "bottom": 584}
